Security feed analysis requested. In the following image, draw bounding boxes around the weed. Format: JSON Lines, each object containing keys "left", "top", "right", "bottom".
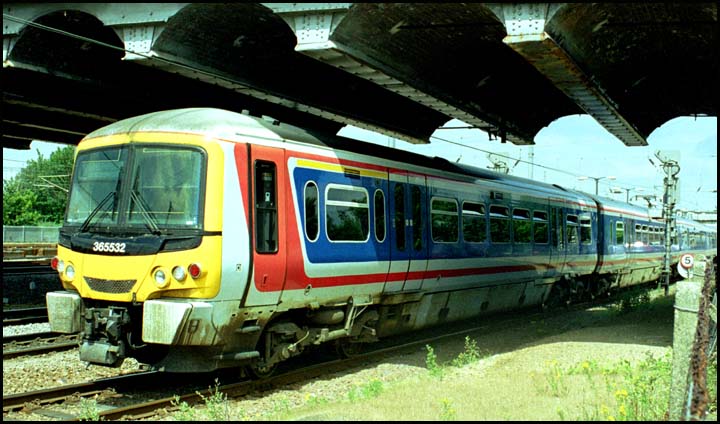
{"left": 544, "top": 359, "right": 568, "bottom": 397}
{"left": 304, "top": 392, "right": 329, "bottom": 407}
{"left": 363, "top": 379, "right": 384, "bottom": 398}
{"left": 612, "top": 289, "right": 651, "bottom": 314}
{"left": 451, "top": 336, "right": 485, "bottom": 367}
{"left": 439, "top": 398, "right": 457, "bottom": 421}
{"left": 426, "top": 344, "right": 445, "bottom": 379}
{"left": 271, "top": 398, "right": 291, "bottom": 415}
{"left": 196, "top": 379, "right": 231, "bottom": 421}
{"left": 708, "top": 357, "right": 717, "bottom": 414}
{"left": 620, "top": 352, "right": 672, "bottom": 420}
{"left": 77, "top": 396, "right": 102, "bottom": 421}
{"left": 348, "top": 379, "right": 385, "bottom": 402}
{"left": 171, "top": 395, "right": 197, "bottom": 421}
{"left": 569, "top": 359, "right": 599, "bottom": 382}
{"left": 586, "top": 351, "right": 672, "bottom": 421}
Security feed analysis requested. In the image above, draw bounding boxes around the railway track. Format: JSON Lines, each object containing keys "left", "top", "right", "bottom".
{"left": 3, "top": 288, "right": 643, "bottom": 421}
{"left": 2, "top": 261, "right": 54, "bottom": 276}
{"left": 3, "top": 331, "right": 80, "bottom": 359}
{"left": 3, "top": 306, "right": 48, "bottom": 326}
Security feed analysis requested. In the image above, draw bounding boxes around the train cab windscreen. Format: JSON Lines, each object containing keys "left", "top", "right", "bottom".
{"left": 65, "top": 145, "right": 205, "bottom": 233}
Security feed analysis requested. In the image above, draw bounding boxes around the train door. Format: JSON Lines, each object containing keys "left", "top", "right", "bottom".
{"left": 406, "top": 176, "right": 428, "bottom": 291}
{"left": 614, "top": 217, "right": 630, "bottom": 276}
{"left": 617, "top": 217, "right": 632, "bottom": 276}
{"left": 246, "top": 144, "right": 287, "bottom": 306}
{"left": 548, "top": 206, "right": 566, "bottom": 276}
{"left": 387, "top": 172, "right": 428, "bottom": 292}
{"left": 565, "top": 211, "right": 580, "bottom": 273}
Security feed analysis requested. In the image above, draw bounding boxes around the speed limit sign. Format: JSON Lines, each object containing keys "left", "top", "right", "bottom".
{"left": 677, "top": 254, "right": 694, "bottom": 279}
{"left": 680, "top": 254, "right": 694, "bottom": 269}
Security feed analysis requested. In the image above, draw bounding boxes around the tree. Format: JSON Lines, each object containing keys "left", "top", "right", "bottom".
{"left": 3, "top": 145, "right": 76, "bottom": 225}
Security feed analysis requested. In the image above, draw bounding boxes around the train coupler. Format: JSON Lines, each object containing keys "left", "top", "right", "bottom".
{"left": 80, "top": 339, "right": 126, "bottom": 367}
{"left": 80, "top": 306, "right": 131, "bottom": 367}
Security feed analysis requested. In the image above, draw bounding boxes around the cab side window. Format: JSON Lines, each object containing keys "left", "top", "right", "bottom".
{"left": 255, "top": 161, "right": 278, "bottom": 253}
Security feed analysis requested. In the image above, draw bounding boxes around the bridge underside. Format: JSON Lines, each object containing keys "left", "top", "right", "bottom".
{"left": 2, "top": 3, "right": 717, "bottom": 149}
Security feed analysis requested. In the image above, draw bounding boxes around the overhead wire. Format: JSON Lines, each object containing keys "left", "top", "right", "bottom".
{"left": 429, "top": 133, "right": 660, "bottom": 194}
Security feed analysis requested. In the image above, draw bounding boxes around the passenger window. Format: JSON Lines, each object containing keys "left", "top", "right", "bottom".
{"left": 304, "top": 181, "right": 319, "bottom": 242}
{"left": 255, "top": 161, "right": 278, "bottom": 253}
{"left": 374, "top": 190, "right": 386, "bottom": 242}
{"left": 580, "top": 216, "right": 592, "bottom": 244}
{"left": 412, "top": 186, "right": 423, "bottom": 251}
{"left": 566, "top": 214, "right": 578, "bottom": 244}
{"left": 512, "top": 208, "right": 531, "bottom": 243}
{"left": 325, "top": 185, "right": 369, "bottom": 242}
{"left": 394, "top": 184, "right": 405, "bottom": 251}
{"left": 431, "top": 197, "right": 458, "bottom": 243}
{"left": 463, "top": 202, "right": 486, "bottom": 243}
{"left": 533, "top": 211, "right": 549, "bottom": 244}
{"left": 489, "top": 205, "right": 510, "bottom": 243}
{"left": 551, "top": 208, "right": 564, "bottom": 249}
{"left": 615, "top": 222, "right": 624, "bottom": 245}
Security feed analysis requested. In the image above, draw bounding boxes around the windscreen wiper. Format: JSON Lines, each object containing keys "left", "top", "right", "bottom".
{"left": 79, "top": 191, "right": 116, "bottom": 233}
{"left": 130, "top": 189, "right": 161, "bottom": 234}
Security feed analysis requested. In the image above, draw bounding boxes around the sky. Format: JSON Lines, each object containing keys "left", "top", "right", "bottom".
{"left": 3, "top": 114, "right": 717, "bottom": 214}
{"left": 339, "top": 114, "right": 717, "bottom": 214}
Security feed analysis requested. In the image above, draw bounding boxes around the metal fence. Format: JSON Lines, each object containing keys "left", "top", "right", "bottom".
{"left": 3, "top": 226, "right": 60, "bottom": 243}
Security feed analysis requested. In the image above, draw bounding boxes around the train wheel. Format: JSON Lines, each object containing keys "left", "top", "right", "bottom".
{"left": 334, "top": 339, "right": 364, "bottom": 358}
{"left": 245, "top": 361, "right": 277, "bottom": 379}
{"left": 542, "top": 283, "right": 569, "bottom": 310}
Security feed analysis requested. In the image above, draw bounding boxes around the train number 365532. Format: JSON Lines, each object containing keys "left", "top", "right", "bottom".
{"left": 92, "top": 241, "right": 127, "bottom": 253}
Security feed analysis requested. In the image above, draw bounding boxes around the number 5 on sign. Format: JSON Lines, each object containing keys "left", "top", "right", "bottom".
{"left": 680, "top": 254, "right": 694, "bottom": 269}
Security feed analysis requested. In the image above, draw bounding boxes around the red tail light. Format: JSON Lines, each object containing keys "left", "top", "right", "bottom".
{"left": 51, "top": 256, "right": 59, "bottom": 270}
{"left": 188, "top": 263, "right": 202, "bottom": 279}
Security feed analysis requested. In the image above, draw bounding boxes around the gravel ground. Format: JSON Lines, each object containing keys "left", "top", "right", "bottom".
{"left": 3, "top": 322, "right": 51, "bottom": 338}
{"left": 3, "top": 348, "right": 143, "bottom": 396}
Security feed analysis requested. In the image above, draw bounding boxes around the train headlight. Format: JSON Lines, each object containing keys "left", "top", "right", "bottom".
{"left": 153, "top": 268, "right": 170, "bottom": 288}
{"left": 56, "top": 258, "right": 65, "bottom": 273}
{"left": 65, "top": 264, "right": 75, "bottom": 280}
{"left": 172, "top": 266, "right": 187, "bottom": 282}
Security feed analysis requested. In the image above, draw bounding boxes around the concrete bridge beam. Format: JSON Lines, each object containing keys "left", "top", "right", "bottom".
{"left": 489, "top": 3, "right": 648, "bottom": 146}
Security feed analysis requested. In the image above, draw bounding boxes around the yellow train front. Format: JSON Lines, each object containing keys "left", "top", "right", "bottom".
{"left": 47, "top": 109, "right": 269, "bottom": 372}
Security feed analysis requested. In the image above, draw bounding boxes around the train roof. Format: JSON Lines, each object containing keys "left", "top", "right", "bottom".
{"left": 83, "top": 108, "right": 597, "bottom": 203}
{"left": 675, "top": 217, "right": 717, "bottom": 233}
{"left": 586, "top": 194, "right": 653, "bottom": 219}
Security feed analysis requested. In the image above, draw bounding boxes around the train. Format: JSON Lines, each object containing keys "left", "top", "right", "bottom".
{"left": 46, "top": 108, "right": 717, "bottom": 375}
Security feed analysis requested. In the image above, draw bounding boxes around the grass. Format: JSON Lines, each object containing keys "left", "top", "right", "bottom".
{"left": 162, "top": 285, "right": 718, "bottom": 421}
{"left": 347, "top": 379, "right": 385, "bottom": 401}
{"left": 550, "top": 351, "right": 674, "bottom": 421}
